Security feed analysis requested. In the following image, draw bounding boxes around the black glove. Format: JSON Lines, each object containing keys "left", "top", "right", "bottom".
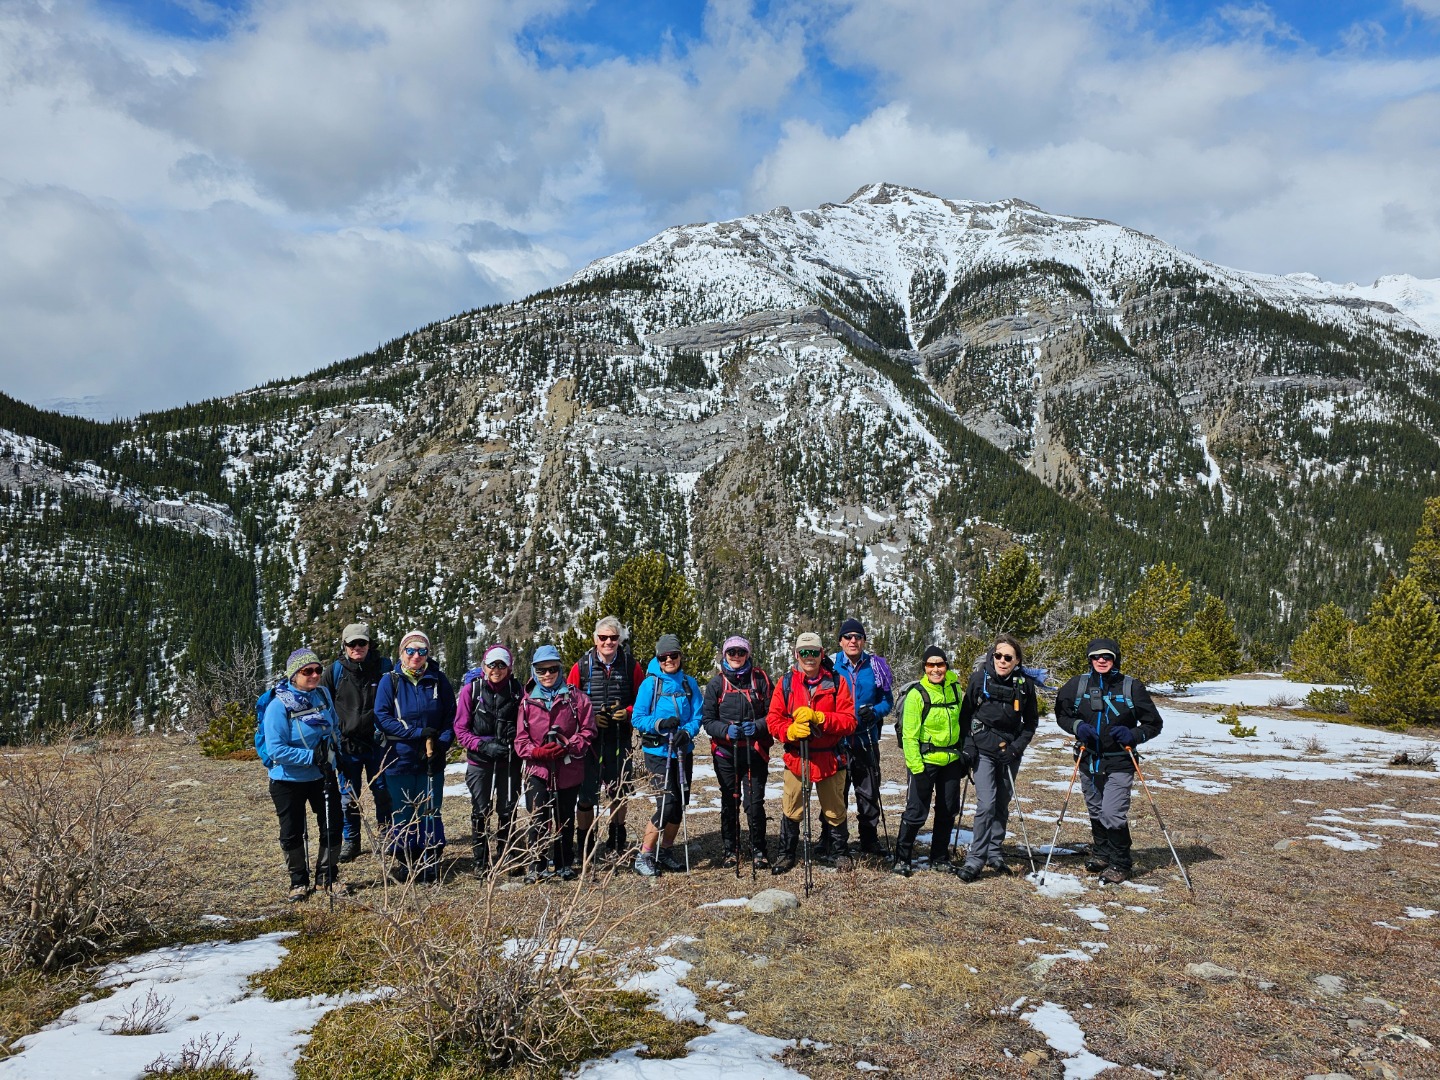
{"left": 1074, "top": 721, "right": 1098, "bottom": 745}
{"left": 960, "top": 744, "right": 979, "bottom": 776}
{"left": 1111, "top": 725, "right": 1138, "bottom": 748}
{"left": 997, "top": 743, "right": 1022, "bottom": 768}
{"left": 479, "top": 739, "right": 509, "bottom": 762}
{"left": 657, "top": 714, "right": 681, "bottom": 733}
{"left": 418, "top": 726, "right": 439, "bottom": 744}
{"left": 311, "top": 738, "right": 333, "bottom": 770}
{"left": 858, "top": 704, "right": 877, "bottom": 725}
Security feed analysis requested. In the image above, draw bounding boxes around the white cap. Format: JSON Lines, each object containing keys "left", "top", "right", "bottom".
{"left": 483, "top": 645, "right": 513, "bottom": 668}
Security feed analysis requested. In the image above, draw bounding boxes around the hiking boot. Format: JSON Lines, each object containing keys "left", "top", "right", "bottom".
{"left": 338, "top": 838, "right": 361, "bottom": 863}
{"left": 657, "top": 848, "right": 686, "bottom": 874}
{"left": 773, "top": 817, "right": 799, "bottom": 874}
{"left": 891, "top": 859, "right": 913, "bottom": 878}
{"left": 633, "top": 851, "right": 659, "bottom": 877}
{"left": 1084, "top": 856, "right": 1110, "bottom": 874}
{"left": 287, "top": 884, "right": 310, "bottom": 903}
{"left": 929, "top": 860, "right": 954, "bottom": 874}
{"left": 557, "top": 866, "right": 579, "bottom": 882}
{"left": 323, "top": 881, "right": 350, "bottom": 897}
{"left": 987, "top": 861, "right": 1015, "bottom": 876}
{"left": 956, "top": 864, "right": 981, "bottom": 883}
{"left": 860, "top": 840, "right": 892, "bottom": 860}
{"left": 752, "top": 851, "right": 771, "bottom": 872}
{"left": 524, "top": 869, "right": 543, "bottom": 884}
{"left": 1099, "top": 866, "right": 1130, "bottom": 885}
{"left": 717, "top": 853, "right": 739, "bottom": 870}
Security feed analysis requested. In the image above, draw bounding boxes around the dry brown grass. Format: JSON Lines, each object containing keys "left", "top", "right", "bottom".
{"left": 3, "top": 730, "right": 1439, "bottom": 1077}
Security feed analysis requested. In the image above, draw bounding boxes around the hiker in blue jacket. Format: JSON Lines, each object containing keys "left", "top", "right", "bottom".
{"left": 630, "top": 634, "right": 702, "bottom": 877}
{"left": 833, "top": 619, "right": 895, "bottom": 859}
{"left": 375, "top": 629, "right": 457, "bottom": 883}
{"left": 264, "top": 647, "right": 343, "bottom": 902}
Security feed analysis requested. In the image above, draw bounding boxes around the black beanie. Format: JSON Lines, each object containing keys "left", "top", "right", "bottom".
{"left": 838, "top": 617, "right": 866, "bottom": 639}
{"left": 1086, "top": 637, "right": 1121, "bottom": 666}
{"left": 922, "top": 645, "right": 948, "bottom": 664}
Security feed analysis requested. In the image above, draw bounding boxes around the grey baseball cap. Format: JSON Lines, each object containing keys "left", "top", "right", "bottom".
{"left": 342, "top": 623, "right": 372, "bottom": 644}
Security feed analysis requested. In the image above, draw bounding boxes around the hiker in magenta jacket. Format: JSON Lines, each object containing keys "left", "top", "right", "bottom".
{"left": 515, "top": 644, "right": 596, "bottom": 882}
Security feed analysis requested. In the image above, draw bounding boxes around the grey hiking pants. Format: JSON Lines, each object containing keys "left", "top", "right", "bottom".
{"left": 1079, "top": 769, "right": 1133, "bottom": 830}
{"left": 963, "top": 754, "right": 1018, "bottom": 869}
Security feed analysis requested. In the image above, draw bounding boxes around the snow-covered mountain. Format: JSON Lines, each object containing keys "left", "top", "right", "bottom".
{"left": 3, "top": 182, "right": 1438, "bottom": 733}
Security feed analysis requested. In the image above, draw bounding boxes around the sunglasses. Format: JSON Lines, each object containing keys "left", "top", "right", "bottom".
{"left": 993, "top": 652, "right": 1017, "bottom": 662}
{"left": 296, "top": 665, "right": 323, "bottom": 677}
{"left": 658, "top": 652, "right": 681, "bottom": 662}
{"left": 797, "top": 649, "right": 822, "bottom": 659}
{"left": 484, "top": 660, "right": 510, "bottom": 669}
{"left": 725, "top": 648, "right": 750, "bottom": 657}
{"left": 1089, "top": 653, "right": 1116, "bottom": 662}
{"left": 534, "top": 664, "right": 562, "bottom": 675}
{"left": 404, "top": 647, "right": 429, "bottom": 657}
{"left": 596, "top": 633, "right": 620, "bottom": 642}
{"left": 924, "top": 660, "right": 947, "bottom": 668}
{"left": 344, "top": 640, "right": 369, "bottom": 648}
{"left": 840, "top": 633, "right": 864, "bottom": 642}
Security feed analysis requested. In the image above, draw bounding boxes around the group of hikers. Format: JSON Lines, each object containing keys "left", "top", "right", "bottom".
{"left": 259, "top": 617, "right": 1162, "bottom": 901}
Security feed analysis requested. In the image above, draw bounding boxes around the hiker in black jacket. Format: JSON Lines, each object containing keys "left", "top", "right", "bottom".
{"left": 1054, "top": 637, "right": 1163, "bottom": 884}
{"left": 701, "top": 635, "right": 775, "bottom": 870}
{"left": 322, "top": 623, "right": 393, "bottom": 861}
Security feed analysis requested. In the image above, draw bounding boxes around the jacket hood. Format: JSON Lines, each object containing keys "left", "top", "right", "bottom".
{"left": 1086, "top": 637, "right": 1122, "bottom": 670}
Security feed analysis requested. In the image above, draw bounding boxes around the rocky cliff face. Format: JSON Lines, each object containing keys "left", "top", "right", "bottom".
{"left": 3, "top": 183, "right": 1438, "bottom": 729}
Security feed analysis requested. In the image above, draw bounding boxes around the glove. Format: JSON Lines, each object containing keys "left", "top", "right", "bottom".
{"left": 997, "top": 743, "right": 1022, "bottom": 768}
{"left": 531, "top": 743, "right": 563, "bottom": 761}
{"left": 478, "top": 739, "right": 509, "bottom": 762}
{"left": 740, "top": 720, "right": 757, "bottom": 737}
{"left": 960, "top": 744, "right": 979, "bottom": 776}
{"left": 810, "top": 709, "right": 826, "bottom": 727}
{"left": 595, "top": 707, "right": 611, "bottom": 730}
{"left": 791, "top": 706, "right": 816, "bottom": 724}
{"left": 311, "top": 738, "right": 333, "bottom": 770}
{"left": 786, "top": 718, "right": 811, "bottom": 741}
{"left": 418, "top": 726, "right": 439, "bottom": 745}
{"left": 725, "top": 724, "right": 742, "bottom": 740}
{"left": 858, "top": 705, "right": 877, "bottom": 725}
{"left": 657, "top": 714, "right": 681, "bottom": 733}
{"left": 1112, "top": 725, "right": 1138, "bottom": 748}
{"left": 1074, "top": 721, "right": 1098, "bottom": 745}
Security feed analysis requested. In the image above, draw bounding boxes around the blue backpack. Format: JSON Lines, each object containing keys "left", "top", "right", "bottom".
{"left": 254, "top": 683, "right": 333, "bottom": 768}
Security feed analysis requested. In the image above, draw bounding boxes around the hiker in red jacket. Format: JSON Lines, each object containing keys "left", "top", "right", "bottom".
{"left": 766, "top": 631, "right": 856, "bottom": 874}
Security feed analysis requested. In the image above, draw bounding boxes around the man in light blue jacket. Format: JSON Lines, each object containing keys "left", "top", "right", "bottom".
{"left": 264, "top": 647, "right": 342, "bottom": 901}
{"left": 630, "top": 633, "right": 702, "bottom": 876}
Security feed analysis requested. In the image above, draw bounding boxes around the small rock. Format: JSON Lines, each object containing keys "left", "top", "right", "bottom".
{"left": 750, "top": 955, "right": 771, "bottom": 968}
{"left": 1256, "top": 981, "right": 1277, "bottom": 991}
{"left": 747, "top": 888, "right": 800, "bottom": 914}
{"left": 1314, "top": 974, "right": 1347, "bottom": 997}
{"left": 1362, "top": 996, "right": 1399, "bottom": 1013}
{"left": 1378, "top": 1023, "right": 1433, "bottom": 1049}
{"left": 169, "top": 778, "right": 203, "bottom": 788}
{"left": 1274, "top": 839, "right": 1297, "bottom": 851}
{"left": 1357, "top": 1064, "right": 1399, "bottom": 1080}
{"left": 1020, "top": 1050, "right": 1049, "bottom": 1065}
{"left": 1186, "top": 962, "right": 1242, "bottom": 980}
{"left": 1346, "top": 1019, "right": 1367, "bottom": 1032}
{"left": 670, "top": 940, "right": 703, "bottom": 964}
{"left": 1304, "top": 1074, "right": 1356, "bottom": 1080}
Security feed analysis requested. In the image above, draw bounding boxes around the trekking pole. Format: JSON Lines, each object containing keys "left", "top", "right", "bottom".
{"left": 1000, "top": 746, "right": 1038, "bottom": 876}
{"left": 679, "top": 739, "right": 692, "bottom": 876}
{"left": 1126, "top": 747, "right": 1194, "bottom": 893}
{"left": 734, "top": 739, "right": 745, "bottom": 880}
{"left": 657, "top": 733, "right": 674, "bottom": 875}
{"left": 951, "top": 773, "right": 971, "bottom": 858}
{"left": 321, "top": 742, "right": 336, "bottom": 911}
{"left": 799, "top": 737, "right": 813, "bottom": 899}
{"left": 870, "top": 739, "right": 891, "bottom": 855}
{"left": 1039, "top": 750, "right": 1083, "bottom": 887}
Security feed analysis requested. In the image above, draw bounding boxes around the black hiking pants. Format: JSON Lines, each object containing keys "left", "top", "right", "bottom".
{"left": 714, "top": 747, "right": 768, "bottom": 856}
{"left": 525, "top": 776, "right": 580, "bottom": 872}
{"left": 843, "top": 736, "right": 886, "bottom": 847}
{"left": 465, "top": 754, "right": 523, "bottom": 862}
{"left": 897, "top": 761, "right": 962, "bottom": 864}
{"left": 270, "top": 776, "right": 342, "bottom": 887}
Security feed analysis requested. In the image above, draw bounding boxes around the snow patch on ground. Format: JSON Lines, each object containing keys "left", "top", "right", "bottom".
{"left": 1022, "top": 1000, "right": 1124, "bottom": 1079}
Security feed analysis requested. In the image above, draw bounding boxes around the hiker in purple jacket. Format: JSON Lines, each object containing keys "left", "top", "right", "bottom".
{"left": 454, "top": 644, "right": 524, "bottom": 878}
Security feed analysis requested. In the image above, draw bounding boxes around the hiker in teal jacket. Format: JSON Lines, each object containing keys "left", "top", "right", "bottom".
{"left": 892, "top": 645, "right": 966, "bottom": 876}
{"left": 630, "top": 634, "right": 702, "bottom": 876}
{"left": 264, "top": 647, "right": 342, "bottom": 901}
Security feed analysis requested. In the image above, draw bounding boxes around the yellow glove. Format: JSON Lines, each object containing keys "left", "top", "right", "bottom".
{"left": 792, "top": 706, "right": 816, "bottom": 724}
{"left": 786, "top": 718, "right": 811, "bottom": 741}
{"left": 810, "top": 709, "right": 826, "bottom": 727}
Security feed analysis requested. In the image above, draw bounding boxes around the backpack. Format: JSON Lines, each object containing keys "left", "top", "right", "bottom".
{"left": 637, "top": 674, "right": 696, "bottom": 749}
{"left": 1078, "top": 672, "right": 1135, "bottom": 724}
{"left": 255, "top": 683, "right": 332, "bottom": 769}
{"left": 892, "top": 679, "right": 959, "bottom": 749}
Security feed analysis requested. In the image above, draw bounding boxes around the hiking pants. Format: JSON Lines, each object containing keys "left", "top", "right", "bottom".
{"left": 1080, "top": 770, "right": 1134, "bottom": 869}
{"left": 525, "top": 775, "right": 579, "bottom": 871}
{"left": 714, "top": 746, "right": 768, "bottom": 854}
{"left": 844, "top": 737, "right": 886, "bottom": 845}
{"left": 963, "top": 754, "right": 1019, "bottom": 869}
{"left": 270, "top": 776, "right": 342, "bottom": 887}
{"left": 643, "top": 752, "right": 693, "bottom": 828}
{"left": 465, "top": 754, "right": 522, "bottom": 857}
{"left": 384, "top": 770, "right": 447, "bottom": 859}
{"left": 898, "top": 761, "right": 962, "bottom": 863}
{"left": 337, "top": 745, "right": 392, "bottom": 841}
{"left": 781, "top": 768, "right": 847, "bottom": 827}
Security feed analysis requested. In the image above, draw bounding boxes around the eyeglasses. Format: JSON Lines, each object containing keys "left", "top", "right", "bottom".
{"left": 404, "top": 647, "right": 429, "bottom": 657}
{"left": 841, "top": 633, "right": 864, "bottom": 642}
{"left": 993, "top": 652, "right": 1017, "bottom": 662}
{"left": 296, "top": 665, "right": 323, "bottom": 677}
{"left": 596, "top": 634, "right": 620, "bottom": 642}
{"left": 658, "top": 652, "right": 681, "bottom": 662}
{"left": 797, "top": 649, "right": 822, "bottom": 659}
{"left": 534, "top": 664, "right": 562, "bottom": 675}
{"left": 725, "top": 648, "right": 749, "bottom": 658}
{"left": 924, "top": 660, "right": 947, "bottom": 668}
{"left": 344, "top": 640, "right": 369, "bottom": 649}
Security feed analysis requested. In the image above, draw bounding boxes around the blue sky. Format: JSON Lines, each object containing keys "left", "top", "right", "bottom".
{"left": 3, "top": 0, "right": 1440, "bottom": 417}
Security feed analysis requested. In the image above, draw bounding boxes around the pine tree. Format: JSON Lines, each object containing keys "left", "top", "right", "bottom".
{"left": 1288, "top": 602, "right": 1358, "bottom": 683}
{"left": 1352, "top": 575, "right": 1440, "bottom": 726}
{"left": 1407, "top": 496, "right": 1440, "bottom": 606}
{"left": 1184, "top": 594, "right": 1244, "bottom": 678}
{"left": 974, "top": 546, "right": 1055, "bottom": 638}
{"left": 559, "top": 552, "right": 710, "bottom": 672}
{"left": 442, "top": 617, "right": 469, "bottom": 682}
{"left": 1042, "top": 603, "right": 1122, "bottom": 681}
{"left": 1120, "top": 563, "right": 1194, "bottom": 689}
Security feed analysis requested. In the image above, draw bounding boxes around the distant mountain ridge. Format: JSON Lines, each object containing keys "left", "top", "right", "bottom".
{"left": 2, "top": 182, "right": 1437, "bottom": 736}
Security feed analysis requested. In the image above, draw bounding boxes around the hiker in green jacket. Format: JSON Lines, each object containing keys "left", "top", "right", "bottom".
{"left": 892, "top": 645, "right": 967, "bottom": 876}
